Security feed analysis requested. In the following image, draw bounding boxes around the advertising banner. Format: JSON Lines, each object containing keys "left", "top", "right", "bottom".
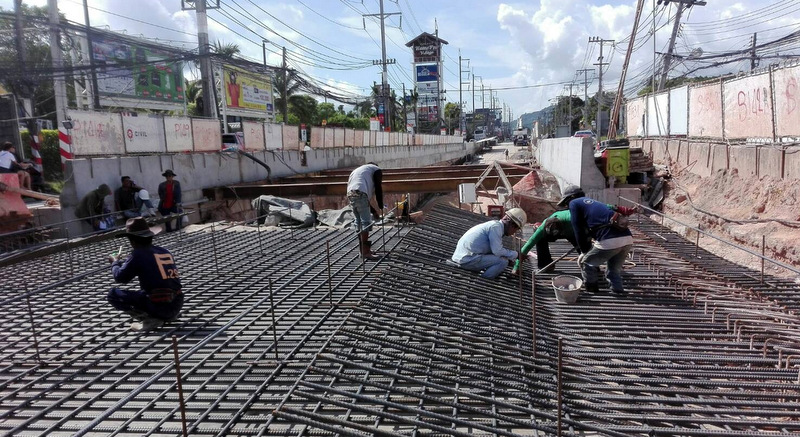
{"left": 417, "top": 81, "right": 438, "bottom": 94}
{"left": 243, "top": 121, "right": 265, "bottom": 150}
{"left": 163, "top": 116, "right": 193, "bottom": 152}
{"left": 92, "top": 35, "right": 184, "bottom": 110}
{"left": 415, "top": 64, "right": 439, "bottom": 82}
{"left": 723, "top": 73, "right": 773, "bottom": 139}
{"left": 191, "top": 118, "right": 221, "bottom": 152}
{"left": 122, "top": 114, "right": 166, "bottom": 153}
{"left": 222, "top": 64, "right": 274, "bottom": 117}
{"left": 67, "top": 110, "right": 124, "bottom": 155}
{"left": 412, "top": 41, "right": 440, "bottom": 62}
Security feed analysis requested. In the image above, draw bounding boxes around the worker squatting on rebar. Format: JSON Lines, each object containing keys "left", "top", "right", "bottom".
{"left": 513, "top": 186, "right": 639, "bottom": 276}
{"left": 451, "top": 208, "right": 527, "bottom": 279}
{"left": 106, "top": 217, "right": 184, "bottom": 331}
{"left": 560, "top": 185, "right": 639, "bottom": 295}
{"left": 346, "top": 163, "right": 384, "bottom": 260}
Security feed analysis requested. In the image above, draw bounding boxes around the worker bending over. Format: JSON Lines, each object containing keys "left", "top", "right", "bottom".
{"left": 512, "top": 209, "right": 577, "bottom": 274}
{"left": 451, "top": 208, "right": 527, "bottom": 279}
{"left": 562, "top": 186, "right": 638, "bottom": 294}
{"left": 107, "top": 217, "right": 184, "bottom": 331}
{"left": 347, "top": 163, "right": 384, "bottom": 259}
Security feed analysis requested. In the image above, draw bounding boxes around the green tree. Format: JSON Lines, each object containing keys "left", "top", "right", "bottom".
{"left": 316, "top": 102, "right": 337, "bottom": 125}
{"left": 272, "top": 70, "right": 302, "bottom": 123}
{"left": 184, "top": 79, "right": 202, "bottom": 116}
{"left": 289, "top": 94, "right": 318, "bottom": 125}
{"left": 212, "top": 40, "right": 240, "bottom": 58}
{"left": 444, "top": 102, "right": 461, "bottom": 134}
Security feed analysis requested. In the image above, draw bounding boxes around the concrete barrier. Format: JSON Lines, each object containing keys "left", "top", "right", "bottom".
{"left": 536, "top": 137, "right": 605, "bottom": 191}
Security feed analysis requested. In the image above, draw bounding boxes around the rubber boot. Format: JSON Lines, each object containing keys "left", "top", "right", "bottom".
{"left": 360, "top": 233, "right": 379, "bottom": 260}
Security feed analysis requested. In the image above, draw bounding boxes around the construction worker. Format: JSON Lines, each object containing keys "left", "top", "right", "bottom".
{"left": 512, "top": 209, "right": 577, "bottom": 274}
{"left": 76, "top": 183, "right": 113, "bottom": 230}
{"left": 563, "top": 185, "right": 638, "bottom": 295}
{"left": 451, "top": 208, "right": 527, "bottom": 279}
{"left": 115, "top": 176, "right": 143, "bottom": 218}
{"left": 158, "top": 170, "right": 182, "bottom": 232}
{"left": 107, "top": 217, "right": 183, "bottom": 331}
{"left": 347, "top": 162, "right": 384, "bottom": 259}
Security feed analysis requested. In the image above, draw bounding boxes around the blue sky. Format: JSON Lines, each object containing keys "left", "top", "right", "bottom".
{"left": 5, "top": 0, "right": 800, "bottom": 119}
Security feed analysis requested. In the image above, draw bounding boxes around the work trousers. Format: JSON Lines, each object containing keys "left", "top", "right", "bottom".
{"left": 580, "top": 244, "right": 632, "bottom": 292}
{"left": 107, "top": 287, "right": 183, "bottom": 321}
{"left": 457, "top": 254, "right": 509, "bottom": 279}
{"left": 158, "top": 205, "right": 181, "bottom": 232}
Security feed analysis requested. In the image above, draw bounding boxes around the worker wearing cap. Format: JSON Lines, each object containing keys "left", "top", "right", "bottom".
{"left": 346, "top": 163, "right": 384, "bottom": 259}
{"left": 451, "top": 208, "right": 527, "bottom": 279}
{"left": 562, "top": 185, "right": 638, "bottom": 294}
{"left": 107, "top": 217, "right": 183, "bottom": 331}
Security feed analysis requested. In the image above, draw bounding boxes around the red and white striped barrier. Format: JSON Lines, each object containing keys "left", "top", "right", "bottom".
{"left": 58, "top": 126, "right": 73, "bottom": 170}
{"left": 29, "top": 132, "right": 43, "bottom": 173}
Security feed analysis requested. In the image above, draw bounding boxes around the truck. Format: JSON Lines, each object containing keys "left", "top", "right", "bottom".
{"left": 512, "top": 127, "right": 529, "bottom": 146}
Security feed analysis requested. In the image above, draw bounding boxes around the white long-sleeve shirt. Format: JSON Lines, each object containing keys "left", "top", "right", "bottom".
{"left": 452, "top": 221, "right": 517, "bottom": 263}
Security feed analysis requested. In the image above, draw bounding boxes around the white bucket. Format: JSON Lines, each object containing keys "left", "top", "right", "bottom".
{"left": 552, "top": 275, "right": 583, "bottom": 304}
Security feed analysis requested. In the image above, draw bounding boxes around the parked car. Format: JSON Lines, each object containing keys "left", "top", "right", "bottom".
{"left": 222, "top": 132, "right": 245, "bottom": 150}
{"left": 573, "top": 130, "right": 597, "bottom": 141}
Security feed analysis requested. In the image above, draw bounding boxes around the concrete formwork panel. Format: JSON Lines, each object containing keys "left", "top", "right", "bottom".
{"left": 669, "top": 86, "right": 689, "bottom": 136}
{"left": 771, "top": 65, "right": 800, "bottom": 138}
{"left": 324, "top": 128, "right": 335, "bottom": 148}
{"left": 689, "top": 142, "right": 712, "bottom": 177}
{"left": 344, "top": 129, "right": 355, "bottom": 147}
{"left": 626, "top": 97, "right": 646, "bottom": 136}
{"left": 783, "top": 147, "right": 800, "bottom": 180}
{"left": 192, "top": 119, "right": 221, "bottom": 152}
{"left": 723, "top": 73, "right": 773, "bottom": 140}
{"left": 243, "top": 121, "right": 265, "bottom": 150}
{"left": 647, "top": 93, "right": 669, "bottom": 136}
{"left": 164, "top": 116, "right": 193, "bottom": 152}
{"left": 758, "top": 146, "right": 783, "bottom": 179}
{"left": 667, "top": 140, "right": 681, "bottom": 164}
{"left": 353, "top": 130, "right": 364, "bottom": 147}
{"left": 728, "top": 146, "right": 758, "bottom": 177}
{"left": 283, "top": 125, "right": 299, "bottom": 151}
{"left": 265, "top": 123, "right": 283, "bottom": 150}
{"left": 68, "top": 110, "right": 125, "bottom": 156}
{"left": 310, "top": 128, "right": 324, "bottom": 149}
{"left": 689, "top": 83, "right": 723, "bottom": 138}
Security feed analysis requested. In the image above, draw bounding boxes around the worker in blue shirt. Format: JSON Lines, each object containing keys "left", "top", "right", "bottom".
{"left": 561, "top": 185, "right": 638, "bottom": 294}
{"left": 107, "top": 217, "right": 183, "bottom": 331}
{"left": 451, "top": 208, "right": 527, "bottom": 279}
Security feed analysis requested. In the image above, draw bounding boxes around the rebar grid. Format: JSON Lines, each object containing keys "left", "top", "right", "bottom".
{"left": 2, "top": 205, "right": 800, "bottom": 436}
{"left": 0, "top": 221, "right": 409, "bottom": 436}
{"left": 272, "top": 206, "right": 800, "bottom": 437}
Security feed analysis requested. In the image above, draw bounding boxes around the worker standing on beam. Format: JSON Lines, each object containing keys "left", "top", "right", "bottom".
{"left": 347, "top": 162, "right": 384, "bottom": 260}
{"left": 564, "top": 185, "right": 638, "bottom": 295}
{"left": 107, "top": 217, "right": 183, "bottom": 331}
{"left": 451, "top": 208, "right": 527, "bottom": 279}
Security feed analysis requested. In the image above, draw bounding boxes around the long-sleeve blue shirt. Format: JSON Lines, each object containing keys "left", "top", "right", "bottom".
{"left": 111, "top": 245, "right": 182, "bottom": 292}
{"left": 452, "top": 220, "right": 517, "bottom": 263}
{"left": 569, "top": 197, "right": 633, "bottom": 253}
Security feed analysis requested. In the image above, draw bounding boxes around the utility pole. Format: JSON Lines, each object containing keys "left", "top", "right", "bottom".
{"left": 608, "top": 0, "right": 646, "bottom": 139}
{"left": 402, "top": 82, "right": 406, "bottom": 131}
{"left": 577, "top": 69, "right": 592, "bottom": 128}
{"left": 471, "top": 72, "right": 475, "bottom": 120}
{"left": 364, "top": 1, "right": 400, "bottom": 131}
{"left": 750, "top": 32, "right": 758, "bottom": 71}
{"left": 82, "top": 0, "right": 100, "bottom": 108}
{"left": 13, "top": 0, "right": 32, "bottom": 157}
{"left": 49, "top": 0, "right": 68, "bottom": 125}
{"left": 183, "top": 0, "right": 220, "bottom": 119}
{"left": 282, "top": 46, "right": 288, "bottom": 123}
{"left": 459, "top": 54, "right": 470, "bottom": 135}
{"left": 658, "top": 0, "right": 706, "bottom": 90}
{"left": 589, "top": 36, "right": 614, "bottom": 137}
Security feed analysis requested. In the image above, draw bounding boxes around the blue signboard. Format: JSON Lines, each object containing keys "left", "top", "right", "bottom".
{"left": 416, "top": 64, "right": 439, "bottom": 82}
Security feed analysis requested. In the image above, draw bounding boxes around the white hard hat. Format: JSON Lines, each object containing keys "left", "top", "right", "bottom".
{"left": 137, "top": 189, "right": 150, "bottom": 200}
{"left": 505, "top": 208, "right": 527, "bottom": 228}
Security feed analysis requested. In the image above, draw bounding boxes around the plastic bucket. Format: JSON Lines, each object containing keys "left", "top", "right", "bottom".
{"left": 552, "top": 275, "right": 583, "bottom": 304}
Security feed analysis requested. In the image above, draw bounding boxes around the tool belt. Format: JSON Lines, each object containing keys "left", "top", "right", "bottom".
{"left": 147, "top": 288, "right": 182, "bottom": 303}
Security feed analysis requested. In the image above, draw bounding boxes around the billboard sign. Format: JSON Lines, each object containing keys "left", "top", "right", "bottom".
{"left": 416, "top": 64, "right": 439, "bottom": 82}
{"left": 92, "top": 35, "right": 184, "bottom": 110}
{"left": 222, "top": 65, "right": 274, "bottom": 117}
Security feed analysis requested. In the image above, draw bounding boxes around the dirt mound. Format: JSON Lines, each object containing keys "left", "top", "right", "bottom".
{"left": 512, "top": 170, "right": 563, "bottom": 224}
{"left": 662, "top": 167, "right": 800, "bottom": 275}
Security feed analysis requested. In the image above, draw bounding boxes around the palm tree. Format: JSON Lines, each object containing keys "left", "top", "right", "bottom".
{"left": 184, "top": 79, "right": 201, "bottom": 103}
{"left": 272, "top": 71, "right": 302, "bottom": 122}
{"left": 212, "top": 40, "right": 241, "bottom": 58}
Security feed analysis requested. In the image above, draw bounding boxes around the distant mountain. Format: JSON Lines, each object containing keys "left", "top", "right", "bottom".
{"left": 516, "top": 105, "right": 554, "bottom": 130}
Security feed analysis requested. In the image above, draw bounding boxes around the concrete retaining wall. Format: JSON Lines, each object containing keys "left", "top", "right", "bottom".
{"left": 60, "top": 141, "right": 476, "bottom": 235}
{"left": 536, "top": 137, "right": 606, "bottom": 191}
{"left": 632, "top": 138, "right": 799, "bottom": 181}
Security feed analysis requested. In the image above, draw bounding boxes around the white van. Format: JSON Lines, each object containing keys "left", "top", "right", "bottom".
{"left": 474, "top": 128, "right": 486, "bottom": 141}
